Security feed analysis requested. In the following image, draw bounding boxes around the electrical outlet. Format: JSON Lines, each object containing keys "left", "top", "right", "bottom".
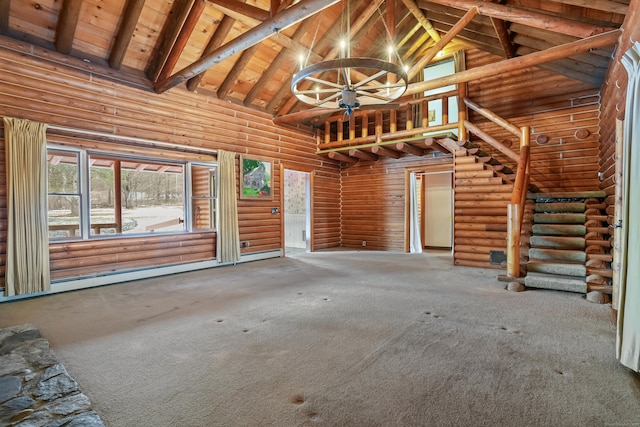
{"left": 271, "top": 207, "right": 279, "bottom": 214}
{"left": 362, "top": 241, "right": 366, "bottom": 247}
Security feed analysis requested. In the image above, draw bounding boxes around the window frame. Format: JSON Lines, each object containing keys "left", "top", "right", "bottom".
{"left": 47, "top": 145, "right": 218, "bottom": 241}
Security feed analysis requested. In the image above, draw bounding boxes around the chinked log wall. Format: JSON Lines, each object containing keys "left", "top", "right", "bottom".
{"left": 0, "top": 38, "right": 341, "bottom": 286}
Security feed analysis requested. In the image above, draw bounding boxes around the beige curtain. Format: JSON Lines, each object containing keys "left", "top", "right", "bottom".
{"left": 617, "top": 43, "right": 640, "bottom": 373}
{"left": 218, "top": 150, "right": 241, "bottom": 264}
{"left": 3, "top": 117, "right": 50, "bottom": 296}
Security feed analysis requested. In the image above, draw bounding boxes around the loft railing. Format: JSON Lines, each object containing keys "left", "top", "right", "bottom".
{"left": 316, "top": 90, "right": 459, "bottom": 153}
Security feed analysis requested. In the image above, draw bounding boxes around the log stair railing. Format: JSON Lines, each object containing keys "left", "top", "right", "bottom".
{"left": 523, "top": 191, "right": 612, "bottom": 294}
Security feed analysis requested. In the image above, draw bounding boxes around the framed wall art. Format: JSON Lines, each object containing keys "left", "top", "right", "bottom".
{"left": 240, "top": 155, "right": 273, "bottom": 200}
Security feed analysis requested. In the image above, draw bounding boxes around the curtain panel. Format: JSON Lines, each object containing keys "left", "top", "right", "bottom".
{"left": 617, "top": 42, "right": 640, "bottom": 373}
{"left": 218, "top": 150, "right": 241, "bottom": 264}
{"left": 3, "top": 117, "right": 50, "bottom": 296}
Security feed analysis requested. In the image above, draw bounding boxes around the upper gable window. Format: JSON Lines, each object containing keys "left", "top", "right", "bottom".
{"left": 424, "top": 58, "right": 458, "bottom": 127}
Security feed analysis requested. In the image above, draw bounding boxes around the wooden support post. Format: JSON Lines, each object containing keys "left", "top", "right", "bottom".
{"left": 458, "top": 82, "right": 468, "bottom": 143}
{"left": 507, "top": 203, "right": 521, "bottom": 278}
{"left": 422, "top": 100, "right": 429, "bottom": 128}
{"left": 325, "top": 120, "right": 331, "bottom": 145}
{"left": 337, "top": 117, "right": 343, "bottom": 142}
{"left": 390, "top": 110, "right": 397, "bottom": 134}
{"left": 406, "top": 106, "right": 414, "bottom": 131}
{"left": 375, "top": 110, "right": 383, "bottom": 143}
{"left": 442, "top": 96, "right": 449, "bottom": 125}
{"left": 362, "top": 113, "right": 369, "bottom": 138}
{"left": 349, "top": 114, "right": 356, "bottom": 140}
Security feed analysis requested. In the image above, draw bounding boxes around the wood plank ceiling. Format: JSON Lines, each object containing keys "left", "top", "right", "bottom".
{"left": 0, "top": 0, "right": 628, "bottom": 126}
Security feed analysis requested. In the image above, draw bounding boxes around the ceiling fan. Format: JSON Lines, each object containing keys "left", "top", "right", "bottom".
{"left": 291, "top": 57, "right": 408, "bottom": 117}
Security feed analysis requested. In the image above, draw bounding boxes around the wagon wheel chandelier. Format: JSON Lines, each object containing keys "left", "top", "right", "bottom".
{"left": 291, "top": 0, "right": 408, "bottom": 115}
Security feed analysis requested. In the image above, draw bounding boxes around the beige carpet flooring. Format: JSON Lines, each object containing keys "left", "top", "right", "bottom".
{"left": 1, "top": 250, "right": 639, "bottom": 426}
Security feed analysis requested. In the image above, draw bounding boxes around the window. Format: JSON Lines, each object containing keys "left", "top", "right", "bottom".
{"left": 424, "top": 58, "right": 458, "bottom": 128}
{"left": 47, "top": 147, "right": 216, "bottom": 241}
{"left": 47, "top": 149, "right": 81, "bottom": 239}
{"left": 190, "top": 164, "right": 217, "bottom": 231}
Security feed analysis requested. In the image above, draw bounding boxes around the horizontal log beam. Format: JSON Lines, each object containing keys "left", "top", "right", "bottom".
{"left": 420, "top": 0, "right": 614, "bottom": 38}
{"left": 404, "top": 29, "right": 621, "bottom": 96}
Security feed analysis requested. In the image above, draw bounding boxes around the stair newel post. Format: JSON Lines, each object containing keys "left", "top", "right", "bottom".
{"left": 507, "top": 203, "right": 521, "bottom": 277}
{"left": 518, "top": 126, "right": 531, "bottom": 225}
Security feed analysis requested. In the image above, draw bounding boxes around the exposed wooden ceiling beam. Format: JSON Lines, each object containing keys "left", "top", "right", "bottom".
{"left": 516, "top": 45, "right": 605, "bottom": 87}
{"left": 490, "top": 16, "right": 515, "bottom": 58}
{"left": 327, "top": 151, "right": 358, "bottom": 163}
{"left": 408, "top": 7, "right": 479, "bottom": 79}
{"left": 404, "top": 29, "right": 620, "bottom": 95}
{"left": 419, "top": 0, "right": 614, "bottom": 38}
{"left": 154, "top": 0, "right": 340, "bottom": 93}
{"left": 187, "top": 15, "right": 236, "bottom": 92}
{"left": 109, "top": 0, "right": 147, "bottom": 69}
{"left": 273, "top": 29, "right": 620, "bottom": 126}
{"left": 217, "top": 43, "right": 260, "bottom": 99}
{"left": 209, "top": 0, "right": 270, "bottom": 22}
{"left": 550, "top": 0, "right": 628, "bottom": 15}
{"left": 147, "top": 0, "right": 195, "bottom": 82}
{"left": 55, "top": 0, "right": 83, "bottom": 54}
{"left": 208, "top": 0, "right": 322, "bottom": 63}
{"left": 0, "top": 0, "right": 9, "bottom": 35}
{"left": 371, "top": 145, "right": 402, "bottom": 159}
{"left": 349, "top": 149, "right": 379, "bottom": 161}
{"left": 401, "top": 0, "right": 441, "bottom": 42}
{"left": 271, "top": 0, "right": 280, "bottom": 17}
{"left": 244, "top": 16, "right": 316, "bottom": 107}
{"left": 156, "top": 0, "right": 208, "bottom": 84}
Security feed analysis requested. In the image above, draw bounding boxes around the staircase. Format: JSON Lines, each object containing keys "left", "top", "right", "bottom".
{"left": 453, "top": 149, "right": 514, "bottom": 269}
{"left": 524, "top": 192, "right": 611, "bottom": 294}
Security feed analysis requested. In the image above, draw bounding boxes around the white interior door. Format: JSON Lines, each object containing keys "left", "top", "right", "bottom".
{"left": 284, "top": 169, "right": 310, "bottom": 253}
{"left": 423, "top": 172, "right": 453, "bottom": 248}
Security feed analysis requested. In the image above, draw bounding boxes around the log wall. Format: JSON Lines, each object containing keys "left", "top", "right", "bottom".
{"left": 0, "top": 38, "right": 341, "bottom": 288}
{"left": 453, "top": 153, "right": 512, "bottom": 269}
{"left": 466, "top": 49, "right": 602, "bottom": 193}
{"left": 341, "top": 154, "right": 453, "bottom": 251}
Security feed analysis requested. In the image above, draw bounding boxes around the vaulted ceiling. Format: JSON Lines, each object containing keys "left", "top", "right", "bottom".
{"left": 0, "top": 0, "right": 628, "bottom": 126}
